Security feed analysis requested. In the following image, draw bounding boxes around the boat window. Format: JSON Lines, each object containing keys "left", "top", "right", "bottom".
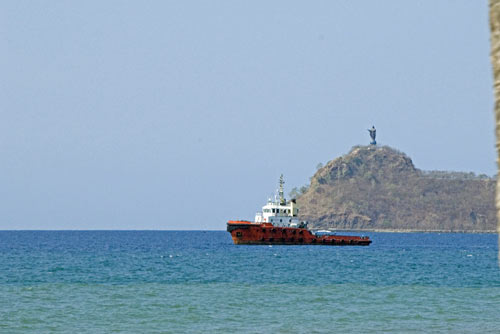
{"left": 272, "top": 209, "right": 275, "bottom": 213}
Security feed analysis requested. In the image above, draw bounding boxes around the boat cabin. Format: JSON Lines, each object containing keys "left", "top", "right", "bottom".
{"left": 254, "top": 175, "right": 306, "bottom": 228}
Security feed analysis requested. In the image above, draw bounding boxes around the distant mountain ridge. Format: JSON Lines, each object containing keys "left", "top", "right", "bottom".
{"left": 296, "top": 146, "right": 496, "bottom": 232}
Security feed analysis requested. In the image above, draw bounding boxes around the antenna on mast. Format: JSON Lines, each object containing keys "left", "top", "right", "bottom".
{"left": 279, "top": 174, "right": 285, "bottom": 205}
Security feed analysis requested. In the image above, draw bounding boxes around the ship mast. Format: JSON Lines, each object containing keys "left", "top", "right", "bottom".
{"left": 279, "top": 174, "right": 285, "bottom": 205}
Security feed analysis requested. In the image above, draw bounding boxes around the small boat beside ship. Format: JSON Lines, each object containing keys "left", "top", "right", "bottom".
{"left": 227, "top": 175, "right": 372, "bottom": 246}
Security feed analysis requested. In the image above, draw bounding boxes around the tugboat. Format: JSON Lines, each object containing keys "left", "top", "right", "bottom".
{"left": 227, "top": 175, "right": 372, "bottom": 246}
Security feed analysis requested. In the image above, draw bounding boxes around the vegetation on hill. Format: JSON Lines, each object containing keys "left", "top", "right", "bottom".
{"left": 295, "top": 146, "right": 496, "bottom": 232}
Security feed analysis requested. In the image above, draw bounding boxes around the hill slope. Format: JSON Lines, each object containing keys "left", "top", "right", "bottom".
{"left": 296, "top": 146, "right": 496, "bottom": 232}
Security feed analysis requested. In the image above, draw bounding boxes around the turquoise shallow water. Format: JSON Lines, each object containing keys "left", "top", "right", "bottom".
{"left": 0, "top": 231, "right": 498, "bottom": 333}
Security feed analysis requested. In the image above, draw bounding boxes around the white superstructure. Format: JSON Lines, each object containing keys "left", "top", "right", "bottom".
{"left": 254, "top": 175, "right": 306, "bottom": 228}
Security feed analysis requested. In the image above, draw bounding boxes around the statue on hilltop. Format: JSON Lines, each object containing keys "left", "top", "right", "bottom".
{"left": 368, "top": 126, "right": 376, "bottom": 145}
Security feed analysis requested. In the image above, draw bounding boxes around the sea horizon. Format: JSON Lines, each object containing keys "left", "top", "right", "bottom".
{"left": 0, "top": 229, "right": 496, "bottom": 233}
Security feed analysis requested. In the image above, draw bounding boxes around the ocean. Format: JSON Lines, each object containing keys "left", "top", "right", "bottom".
{"left": 0, "top": 231, "right": 498, "bottom": 333}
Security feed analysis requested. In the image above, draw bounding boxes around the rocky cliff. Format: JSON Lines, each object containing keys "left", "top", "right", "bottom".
{"left": 296, "top": 146, "right": 496, "bottom": 232}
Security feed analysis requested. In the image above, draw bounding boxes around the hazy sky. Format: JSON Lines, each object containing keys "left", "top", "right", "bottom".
{"left": 1, "top": 1, "right": 494, "bottom": 229}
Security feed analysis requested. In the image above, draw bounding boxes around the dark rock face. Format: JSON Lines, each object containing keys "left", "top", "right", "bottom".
{"left": 297, "top": 146, "right": 496, "bottom": 232}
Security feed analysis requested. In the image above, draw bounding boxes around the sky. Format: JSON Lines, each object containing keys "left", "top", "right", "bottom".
{"left": 0, "top": 1, "right": 495, "bottom": 230}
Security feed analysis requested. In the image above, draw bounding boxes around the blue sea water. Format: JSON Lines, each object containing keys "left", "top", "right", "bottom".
{"left": 0, "top": 231, "right": 498, "bottom": 333}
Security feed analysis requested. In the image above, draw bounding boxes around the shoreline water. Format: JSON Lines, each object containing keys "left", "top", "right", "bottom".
{"left": 314, "top": 228, "right": 498, "bottom": 233}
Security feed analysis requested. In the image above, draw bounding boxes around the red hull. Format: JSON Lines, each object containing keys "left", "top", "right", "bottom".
{"left": 227, "top": 220, "right": 371, "bottom": 246}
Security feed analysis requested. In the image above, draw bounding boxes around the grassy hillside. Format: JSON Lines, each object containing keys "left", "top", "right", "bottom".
{"left": 296, "top": 146, "right": 496, "bottom": 232}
